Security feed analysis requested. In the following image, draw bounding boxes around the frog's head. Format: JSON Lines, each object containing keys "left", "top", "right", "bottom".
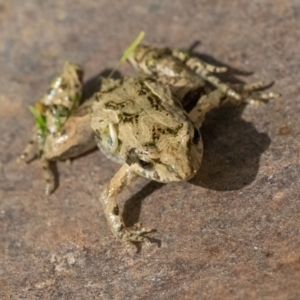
{"left": 90, "top": 76, "right": 203, "bottom": 183}
{"left": 125, "top": 121, "right": 203, "bottom": 183}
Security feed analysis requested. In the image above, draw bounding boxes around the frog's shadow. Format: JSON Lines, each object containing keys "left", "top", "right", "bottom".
{"left": 81, "top": 69, "right": 122, "bottom": 102}
{"left": 189, "top": 104, "right": 270, "bottom": 190}
{"left": 182, "top": 44, "right": 271, "bottom": 190}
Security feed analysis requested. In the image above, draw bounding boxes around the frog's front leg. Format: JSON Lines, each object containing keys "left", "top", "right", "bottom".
{"left": 18, "top": 134, "right": 55, "bottom": 195}
{"left": 18, "top": 128, "right": 40, "bottom": 163}
{"left": 100, "top": 164, "right": 153, "bottom": 246}
{"left": 189, "top": 81, "right": 280, "bottom": 127}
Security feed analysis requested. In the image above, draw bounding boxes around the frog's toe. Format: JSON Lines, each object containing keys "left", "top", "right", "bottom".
{"left": 45, "top": 180, "right": 55, "bottom": 196}
{"left": 121, "top": 223, "right": 155, "bottom": 246}
{"left": 17, "top": 147, "right": 38, "bottom": 164}
{"left": 17, "top": 154, "right": 27, "bottom": 164}
{"left": 244, "top": 90, "right": 281, "bottom": 105}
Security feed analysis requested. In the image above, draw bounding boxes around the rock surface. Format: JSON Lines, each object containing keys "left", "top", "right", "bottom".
{"left": 0, "top": 1, "right": 299, "bottom": 299}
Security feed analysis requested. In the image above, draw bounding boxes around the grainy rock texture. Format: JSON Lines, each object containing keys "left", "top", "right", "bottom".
{"left": 0, "top": 1, "right": 299, "bottom": 299}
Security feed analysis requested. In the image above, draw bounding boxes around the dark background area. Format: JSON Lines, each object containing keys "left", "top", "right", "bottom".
{"left": 0, "top": 1, "right": 299, "bottom": 299}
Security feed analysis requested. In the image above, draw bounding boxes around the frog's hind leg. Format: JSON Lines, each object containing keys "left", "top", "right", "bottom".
{"left": 18, "top": 129, "right": 55, "bottom": 195}
{"left": 189, "top": 81, "right": 279, "bottom": 127}
{"left": 189, "top": 62, "right": 242, "bottom": 101}
{"left": 173, "top": 51, "right": 241, "bottom": 101}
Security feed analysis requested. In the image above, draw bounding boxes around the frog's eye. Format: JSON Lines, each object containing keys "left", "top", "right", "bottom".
{"left": 192, "top": 128, "right": 201, "bottom": 144}
{"left": 138, "top": 90, "right": 147, "bottom": 96}
{"left": 137, "top": 158, "right": 153, "bottom": 169}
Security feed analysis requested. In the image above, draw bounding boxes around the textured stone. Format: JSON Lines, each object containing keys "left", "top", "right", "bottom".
{"left": 0, "top": 1, "right": 300, "bottom": 299}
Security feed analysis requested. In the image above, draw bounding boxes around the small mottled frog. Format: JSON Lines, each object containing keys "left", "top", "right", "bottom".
{"left": 20, "top": 45, "right": 279, "bottom": 246}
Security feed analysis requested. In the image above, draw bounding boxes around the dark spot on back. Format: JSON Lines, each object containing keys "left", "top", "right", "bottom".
{"left": 125, "top": 148, "right": 137, "bottom": 166}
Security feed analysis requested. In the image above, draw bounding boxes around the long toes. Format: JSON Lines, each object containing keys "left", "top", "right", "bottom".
{"left": 17, "top": 152, "right": 32, "bottom": 164}
{"left": 262, "top": 91, "right": 281, "bottom": 99}
{"left": 17, "top": 155, "right": 26, "bottom": 164}
{"left": 243, "top": 80, "right": 266, "bottom": 91}
{"left": 122, "top": 223, "right": 155, "bottom": 245}
{"left": 246, "top": 91, "right": 280, "bottom": 102}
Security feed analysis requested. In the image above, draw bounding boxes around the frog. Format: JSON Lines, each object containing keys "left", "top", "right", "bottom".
{"left": 18, "top": 62, "right": 96, "bottom": 195}
{"left": 92, "top": 72, "right": 279, "bottom": 245}
{"left": 19, "top": 46, "right": 280, "bottom": 247}
{"left": 91, "top": 76, "right": 203, "bottom": 244}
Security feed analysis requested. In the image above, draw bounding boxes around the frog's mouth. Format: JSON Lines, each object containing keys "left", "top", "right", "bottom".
{"left": 123, "top": 132, "right": 203, "bottom": 182}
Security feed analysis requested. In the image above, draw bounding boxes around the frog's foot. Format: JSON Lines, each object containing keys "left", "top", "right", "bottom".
{"left": 120, "top": 223, "right": 155, "bottom": 246}
{"left": 228, "top": 81, "right": 281, "bottom": 105}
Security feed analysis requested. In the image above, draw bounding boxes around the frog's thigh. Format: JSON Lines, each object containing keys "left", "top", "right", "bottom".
{"left": 42, "top": 114, "right": 96, "bottom": 195}
{"left": 44, "top": 114, "right": 96, "bottom": 161}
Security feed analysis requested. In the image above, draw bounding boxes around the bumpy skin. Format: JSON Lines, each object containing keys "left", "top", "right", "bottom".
{"left": 91, "top": 77, "right": 203, "bottom": 182}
